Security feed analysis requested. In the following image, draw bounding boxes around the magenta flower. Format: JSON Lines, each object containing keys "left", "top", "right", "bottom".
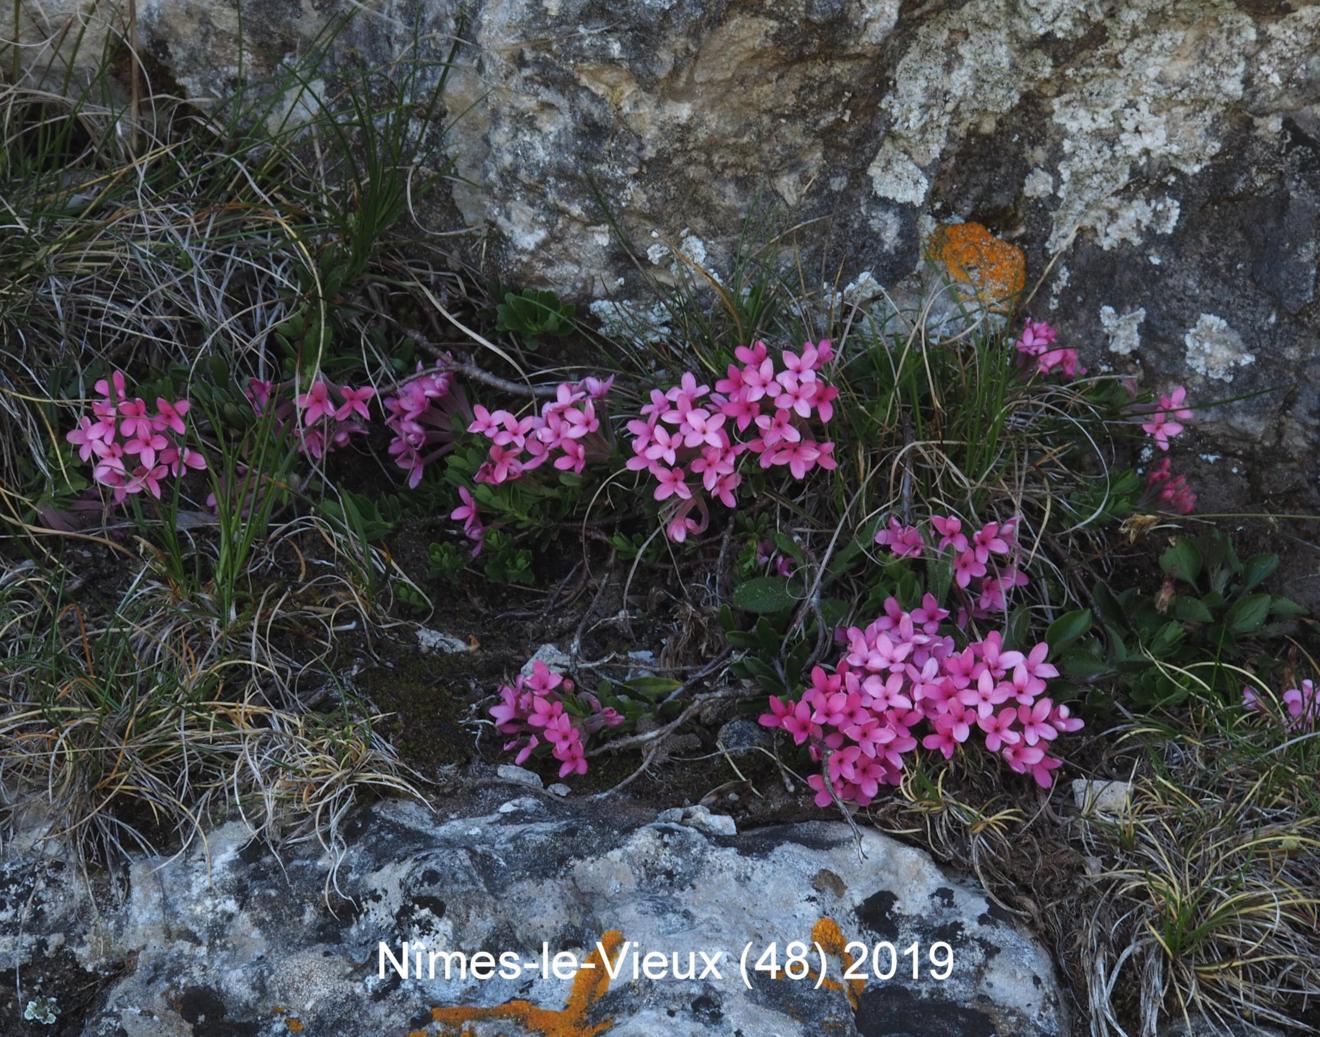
{"left": 68, "top": 373, "right": 205, "bottom": 507}
{"left": 335, "top": 385, "right": 375, "bottom": 422}
{"left": 297, "top": 380, "right": 335, "bottom": 426}
{"left": 653, "top": 465, "right": 691, "bottom": 501}
{"left": 489, "top": 659, "right": 619, "bottom": 778}
{"left": 931, "top": 515, "right": 969, "bottom": 553}
{"left": 1014, "top": 319, "right": 1057, "bottom": 358}
{"left": 977, "top": 708, "right": 1021, "bottom": 752}
{"left": 761, "top": 594, "right": 1081, "bottom": 807}
{"left": 154, "top": 397, "right": 190, "bottom": 435}
{"left": 873, "top": 517, "right": 923, "bottom": 561}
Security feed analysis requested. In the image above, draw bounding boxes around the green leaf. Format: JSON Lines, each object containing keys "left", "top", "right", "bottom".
{"left": 1005, "top": 605, "right": 1032, "bottom": 649}
{"left": 1240, "top": 554, "right": 1280, "bottom": 591}
{"left": 925, "top": 555, "right": 953, "bottom": 608}
{"left": 1269, "top": 596, "right": 1309, "bottom": 619}
{"left": 755, "top": 617, "right": 782, "bottom": 653}
{"left": 732, "top": 577, "right": 797, "bottom": 615}
{"left": 1046, "top": 609, "right": 1092, "bottom": 649}
{"left": 1171, "top": 596, "right": 1214, "bottom": 623}
{"left": 625, "top": 676, "right": 681, "bottom": 699}
{"left": 1092, "top": 582, "right": 1127, "bottom": 628}
{"left": 1148, "top": 621, "right": 1187, "bottom": 655}
{"left": 1159, "top": 539, "right": 1202, "bottom": 585}
{"left": 771, "top": 531, "right": 806, "bottom": 564}
{"left": 1062, "top": 656, "right": 1113, "bottom": 681}
{"left": 1225, "top": 593, "right": 1271, "bottom": 635}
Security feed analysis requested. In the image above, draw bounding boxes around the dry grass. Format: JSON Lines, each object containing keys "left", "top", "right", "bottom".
{"left": 871, "top": 706, "right": 1320, "bottom": 1036}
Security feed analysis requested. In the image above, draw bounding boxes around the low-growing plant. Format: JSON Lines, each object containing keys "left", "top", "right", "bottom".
{"left": 1054, "top": 529, "right": 1309, "bottom": 709}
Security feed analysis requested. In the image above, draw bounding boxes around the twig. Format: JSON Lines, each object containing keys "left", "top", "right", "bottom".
{"left": 405, "top": 335, "right": 561, "bottom": 399}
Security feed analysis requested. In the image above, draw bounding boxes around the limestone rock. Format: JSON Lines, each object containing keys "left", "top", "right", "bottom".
{"left": 5, "top": 798, "right": 1070, "bottom": 1036}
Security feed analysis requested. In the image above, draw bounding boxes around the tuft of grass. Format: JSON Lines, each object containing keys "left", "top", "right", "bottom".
{"left": 0, "top": 11, "right": 455, "bottom": 867}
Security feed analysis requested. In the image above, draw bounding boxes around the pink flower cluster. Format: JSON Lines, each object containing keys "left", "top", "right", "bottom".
{"left": 383, "top": 362, "right": 464, "bottom": 488}
{"left": 1141, "top": 386, "right": 1192, "bottom": 452}
{"left": 490, "top": 660, "right": 624, "bottom": 778}
{"left": 1135, "top": 384, "right": 1196, "bottom": 513}
{"left": 875, "top": 514, "right": 1029, "bottom": 620}
{"left": 1144, "top": 457, "right": 1197, "bottom": 514}
{"left": 1243, "top": 680, "right": 1319, "bottom": 731}
{"left": 1014, "top": 319, "right": 1083, "bottom": 379}
{"left": 67, "top": 371, "right": 206, "bottom": 501}
{"left": 470, "top": 377, "right": 614, "bottom": 486}
{"left": 760, "top": 595, "right": 1083, "bottom": 806}
{"left": 247, "top": 376, "right": 374, "bottom": 461}
{"left": 627, "top": 341, "right": 838, "bottom": 542}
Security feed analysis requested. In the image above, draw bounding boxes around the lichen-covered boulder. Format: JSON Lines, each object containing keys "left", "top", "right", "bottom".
{"left": 7, "top": 798, "right": 1069, "bottom": 1036}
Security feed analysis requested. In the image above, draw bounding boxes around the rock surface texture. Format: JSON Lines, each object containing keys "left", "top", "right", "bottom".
{"left": 14, "top": 0, "right": 1320, "bottom": 511}
{"left": 4, "top": 798, "right": 1069, "bottom": 1036}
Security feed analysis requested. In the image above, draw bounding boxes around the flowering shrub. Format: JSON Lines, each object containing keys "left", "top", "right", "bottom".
{"left": 626, "top": 341, "right": 837, "bottom": 541}
{"left": 470, "top": 376, "right": 614, "bottom": 485}
{"left": 759, "top": 595, "right": 1082, "bottom": 805}
{"left": 246, "top": 375, "right": 375, "bottom": 461}
{"left": 1243, "top": 680, "right": 1319, "bottom": 731}
{"left": 875, "top": 514, "right": 1029, "bottom": 622}
{"left": 382, "top": 362, "right": 464, "bottom": 488}
{"left": 490, "top": 660, "right": 624, "bottom": 777}
{"left": 67, "top": 370, "right": 206, "bottom": 501}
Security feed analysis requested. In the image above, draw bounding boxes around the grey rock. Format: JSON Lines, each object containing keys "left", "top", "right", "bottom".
{"left": 5, "top": 799, "right": 1069, "bottom": 1036}
{"left": 718, "top": 717, "right": 775, "bottom": 753}
{"left": 656, "top": 804, "right": 737, "bottom": 837}
{"left": 415, "top": 627, "right": 474, "bottom": 655}
{"left": 496, "top": 763, "right": 544, "bottom": 788}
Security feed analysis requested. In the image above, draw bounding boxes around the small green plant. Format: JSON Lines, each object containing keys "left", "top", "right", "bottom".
{"left": 495, "top": 288, "right": 576, "bottom": 349}
{"left": 1055, "top": 530, "right": 1308, "bottom": 708}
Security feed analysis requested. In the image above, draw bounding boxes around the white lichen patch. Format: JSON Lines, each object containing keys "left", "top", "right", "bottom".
{"left": 1099, "top": 305, "right": 1145, "bottom": 356}
{"left": 1090, "top": 195, "right": 1180, "bottom": 251}
{"left": 1183, "top": 314, "right": 1255, "bottom": 382}
{"left": 867, "top": 145, "right": 929, "bottom": 205}
{"left": 1024, "top": 168, "right": 1054, "bottom": 198}
{"left": 587, "top": 298, "right": 673, "bottom": 347}
{"left": 1046, "top": 6, "right": 1258, "bottom": 252}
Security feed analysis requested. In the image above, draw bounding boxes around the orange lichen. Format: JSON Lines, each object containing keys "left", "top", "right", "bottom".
{"left": 426, "top": 931, "right": 624, "bottom": 1037}
{"left": 926, "top": 221, "right": 1025, "bottom": 310}
{"left": 763, "top": 917, "right": 867, "bottom": 1012}
{"left": 810, "top": 917, "right": 866, "bottom": 1010}
{"left": 285, "top": 1019, "right": 305, "bottom": 1034}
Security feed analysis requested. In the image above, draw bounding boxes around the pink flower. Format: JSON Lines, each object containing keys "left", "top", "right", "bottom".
{"left": 875, "top": 517, "right": 924, "bottom": 559}
{"left": 117, "top": 398, "right": 152, "bottom": 439}
{"left": 94, "top": 370, "right": 127, "bottom": 403}
{"left": 1036, "top": 347, "right": 1083, "bottom": 379}
{"left": 972, "top": 522, "right": 1010, "bottom": 564}
{"left": 1159, "top": 385, "right": 1193, "bottom": 422}
{"left": 297, "top": 380, "right": 335, "bottom": 426}
{"left": 653, "top": 465, "right": 691, "bottom": 501}
{"left": 977, "top": 708, "right": 1021, "bottom": 752}
{"left": 335, "top": 385, "right": 375, "bottom": 422}
{"left": 953, "top": 549, "right": 987, "bottom": 589}
{"left": 930, "top": 515, "right": 969, "bottom": 554}
{"left": 1014, "top": 319, "right": 1057, "bottom": 358}
{"left": 66, "top": 417, "right": 102, "bottom": 462}
{"left": 154, "top": 397, "right": 190, "bottom": 435}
